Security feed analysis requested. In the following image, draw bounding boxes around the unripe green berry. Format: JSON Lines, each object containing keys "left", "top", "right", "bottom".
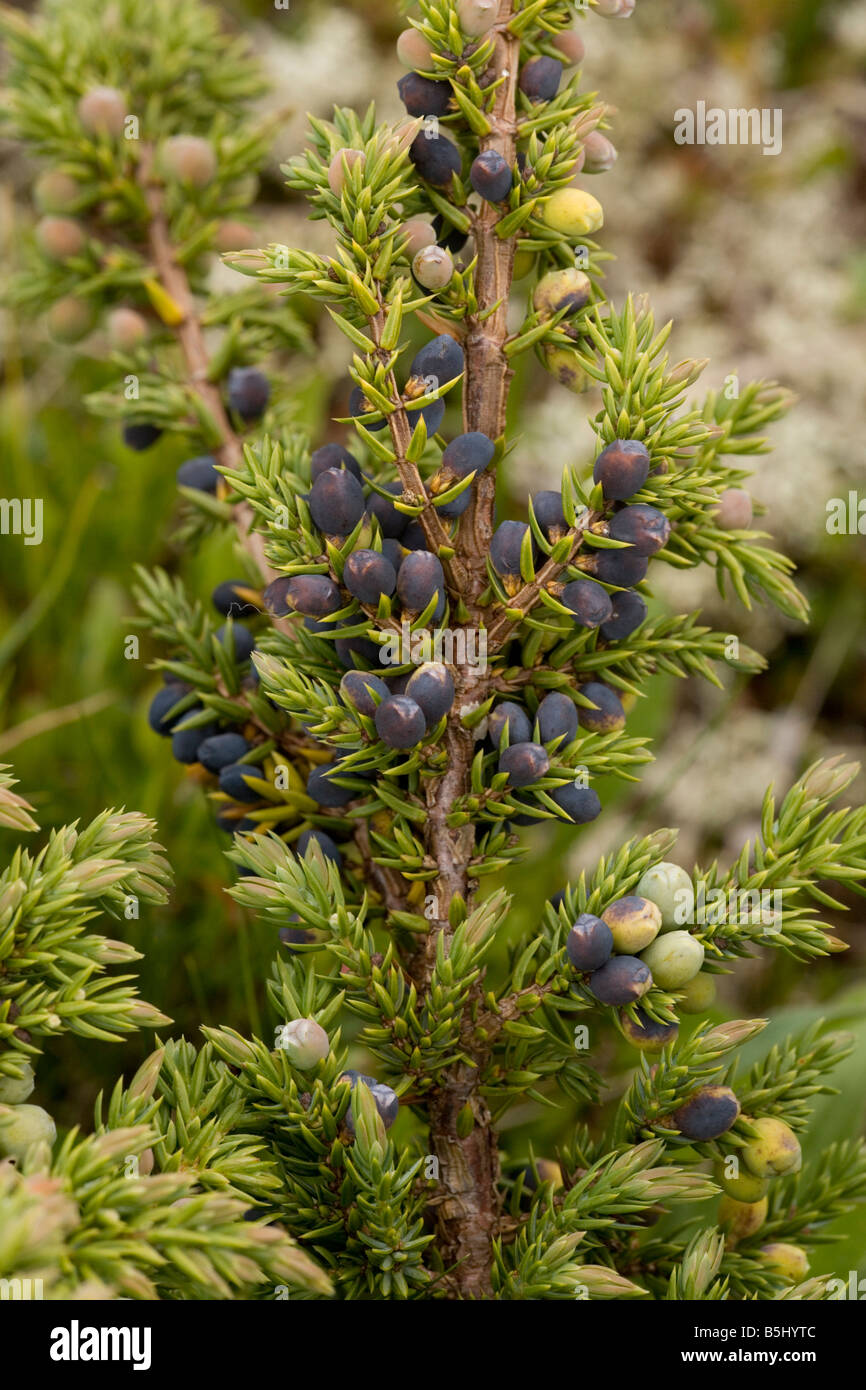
{"left": 0, "top": 1103, "right": 56, "bottom": 1161}
{"left": 328, "top": 148, "right": 366, "bottom": 195}
{"left": 677, "top": 972, "right": 716, "bottom": 1014}
{"left": 0, "top": 1062, "right": 35, "bottom": 1105}
{"left": 541, "top": 343, "right": 589, "bottom": 392}
{"left": 513, "top": 247, "right": 535, "bottom": 279}
{"left": 77, "top": 85, "right": 127, "bottom": 136}
{"left": 35, "top": 215, "right": 85, "bottom": 262}
{"left": 456, "top": 0, "right": 498, "bottom": 37}
{"left": 532, "top": 267, "right": 591, "bottom": 318}
{"left": 543, "top": 187, "right": 604, "bottom": 237}
{"left": 741, "top": 1117, "right": 802, "bottom": 1178}
{"left": 713, "top": 1160, "right": 769, "bottom": 1204}
{"left": 759, "top": 1243, "right": 809, "bottom": 1282}
{"left": 639, "top": 930, "right": 704, "bottom": 989}
{"left": 635, "top": 861, "right": 694, "bottom": 931}
{"left": 106, "top": 306, "right": 149, "bottom": 350}
{"left": 413, "top": 244, "right": 454, "bottom": 290}
{"left": 47, "top": 296, "right": 95, "bottom": 342}
{"left": 163, "top": 135, "right": 217, "bottom": 188}
{"left": 399, "top": 218, "right": 437, "bottom": 259}
{"left": 601, "top": 895, "right": 661, "bottom": 953}
{"left": 719, "top": 1194, "right": 768, "bottom": 1243}
{"left": 279, "top": 1018, "right": 330, "bottom": 1070}
{"left": 715, "top": 487, "right": 754, "bottom": 530}
{"left": 396, "top": 28, "right": 435, "bottom": 68}
{"left": 34, "top": 170, "right": 81, "bottom": 214}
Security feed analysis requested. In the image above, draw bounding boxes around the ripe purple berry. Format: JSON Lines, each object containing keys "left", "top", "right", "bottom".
{"left": 488, "top": 701, "right": 533, "bottom": 747}
{"left": 227, "top": 367, "right": 270, "bottom": 422}
{"left": 469, "top": 150, "right": 513, "bottom": 203}
{"left": 349, "top": 384, "right": 387, "bottom": 432}
{"left": 396, "top": 550, "right": 445, "bottom": 613}
{"left": 340, "top": 670, "right": 389, "bottom": 716}
{"left": 409, "top": 334, "right": 465, "bottom": 387}
{"left": 148, "top": 684, "right": 190, "bottom": 736}
{"left": 578, "top": 682, "right": 626, "bottom": 734}
{"left": 409, "top": 131, "right": 462, "bottom": 187}
{"left": 536, "top": 692, "right": 579, "bottom": 745}
{"left": 197, "top": 731, "right": 251, "bottom": 774}
{"left": 519, "top": 56, "right": 562, "bottom": 103}
{"left": 608, "top": 504, "right": 671, "bottom": 556}
{"left": 405, "top": 662, "right": 455, "bottom": 723}
{"left": 343, "top": 549, "right": 398, "bottom": 604}
{"left": 438, "top": 432, "right": 495, "bottom": 484}
{"left": 122, "top": 421, "right": 162, "bottom": 451}
{"left": 584, "top": 547, "right": 649, "bottom": 587}
{"left": 216, "top": 623, "right": 255, "bottom": 662}
{"left": 309, "top": 467, "right": 366, "bottom": 535}
{"left": 490, "top": 520, "right": 533, "bottom": 588}
{"left": 589, "top": 955, "right": 652, "bottom": 1005}
{"left": 367, "top": 482, "right": 409, "bottom": 538}
{"left": 599, "top": 589, "right": 647, "bottom": 641}
{"left": 398, "top": 73, "right": 452, "bottom": 118}
{"left": 306, "top": 763, "right": 356, "bottom": 808}
{"left": 219, "top": 761, "right": 263, "bottom": 804}
{"left": 311, "top": 443, "right": 362, "bottom": 482}
{"left": 171, "top": 713, "right": 219, "bottom": 764}
{"left": 375, "top": 694, "right": 427, "bottom": 749}
{"left": 297, "top": 828, "right": 342, "bottom": 865}
{"left": 212, "top": 579, "right": 261, "bottom": 619}
{"left": 499, "top": 741, "right": 550, "bottom": 787}
{"left": 561, "top": 578, "right": 613, "bottom": 628}
{"left": 285, "top": 575, "right": 343, "bottom": 618}
{"left": 405, "top": 396, "right": 446, "bottom": 436}
{"left": 532, "top": 490, "right": 569, "bottom": 541}
{"left": 593, "top": 439, "right": 651, "bottom": 501}
{"left": 566, "top": 913, "right": 614, "bottom": 971}
{"left": 551, "top": 782, "right": 602, "bottom": 823}
{"left": 177, "top": 455, "right": 220, "bottom": 494}
{"left": 672, "top": 1086, "right": 741, "bottom": 1142}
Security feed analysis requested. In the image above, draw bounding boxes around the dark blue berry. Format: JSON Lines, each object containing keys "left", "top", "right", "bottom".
{"left": 566, "top": 913, "right": 614, "bottom": 972}
{"left": 439, "top": 432, "right": 495, "bottom": 482}
{"left": 550, "top": 782, "right": 602, "bottom": 824}
{"left": 470, "top": 150, "right": 513, "bottom": 203}
{"left": 587, "top": 548, "right": 648, "bottom": 587}
{"left": 519, "top": 55, "right": 562, "bottom": 102}
{"left": 349, "top": 384, "right": 388, "bottom": 432}
{"left": 380, "top": 537, "right": 404, "bottom": 573}
{"left": 198, "top": 731, "right": 251, "bottom": 773}
{"left": 405, "top": 396, "right": 445, "bottom": 436}
{"left": 340, "top": 670, "right": 389, "bottom": 716}
{"left": 589, "top": 955, "right": 652, "bottom": 1005}
{"left": 536, "top": 692, "right": 579, "bottom": 745}
{"left": 212, "top": 579, "right": 261, "bottom": 618}
{"left": 297, "top": 828, "right": 341, "bottom": 865}
{"left": 609, "top": 504, "right": 671, "bottom": 556}
{"left": 398, "top": 72, "right": 452, "bottom": 117}
{"left": 177, "top": 454, "right": 220, "bottom": 493}
{"left": 216, "top": 623, "right": 255, "bottom": 662}
{"left": 306, "top": 763, "right": 356, "bottom": 807}
{"left": 311, "top": 443, "right": 362, "bottom": 482}
{"left": 401, "top": 521, "right": 429, "bottom": 550}
{"left": 286, "top": 575, "right": 343, "bottom": 618}
{"left": 396, "top": 550, "right": 445, "bottom": 612}
{"left": 490, "top": 520, "right": 533, "bottom": 583}
{"left": 148, "top": 683, "right": 191, "bottom": 736}
{"left": 672, "top": 1086, "right": 741, "bottom": 1142}
{"left": 499, "top": 741, "right": 549, "bottom": 787}
{"left": 263, "top": 577, "right": 293, "bottom": 618}
{"left": 367, "top": 482, "right": 409, "bottom": 539}
{"left": 409, "top": 131, "right": 462, "bottom": 187}
{"left": 488, "top": 701, "right": 532, "bottom": 747}
{"left": 432, "top": 214, "right": 468, "bottom": 255}
{"left": 561, "top": 578, "right": 613, "bottom": 628}
{"left": 533, "top": 490, "right": 568, "bottom": 540}
{"left": 434, "top": 486, "right": 472, "bottom": 519}
{"left": 374, "top": 694, "right": 427, "bottom": 748}
{"left": 409, "top": 335, "right": 464, "bottom": 387}
{"left": 577, "top": 682, "right": 626, "bottom": 734}
{"left": 309, "top": 467, "right": 366, "bottom": 535}
{"left": 599, "top": 589, "right": 647, "bottom": 641}
{"left": 405, "top": 662, "right": 454, "bottom": 723}
{"left": 334, "top": 633, "right": 384, "bottom": 669}
{"left": 593, "top": 440, "right": 650, "bottom": 501}
{"left": 171, "top": 713, "right": 219, "bottom": 764}
{"left": 344, "top": 549, "right": 397, "bottom": 604}
{"left": 122, "top": 421, "right": 162, "bottom": 451}
{"left": 219, "top": 761, "right": 263, "bottom": 803}
{"left": 227, "top": 367, "right": 270, "bottom": 421}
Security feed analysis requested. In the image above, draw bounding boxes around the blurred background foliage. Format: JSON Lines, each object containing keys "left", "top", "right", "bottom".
{"left": 1, "top": 0, "right": 864, "bottom": 1277}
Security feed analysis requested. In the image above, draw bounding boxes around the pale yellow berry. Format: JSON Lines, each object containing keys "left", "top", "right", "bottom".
{"left": 398, "top": 218, "right": 437, "bottom": 259}
{"left": 543, "top": 187, "right": 604, "bottom": 236}
{"left": 396, "top": 28, "right": 435, "bottom": 69}
{"left": 716, "top": 487, "right": 754, "bottom": 530}
{"left": 541, "top": 343, "right": 589, "bottom": 393}
{"left": 413, "top": 244, "right": 454, "bottom": 290}
{"left": 77, "top": 85, "right": 127, "bottom": 136}
{"left": 719, "top": 1194, "right": 768, "bottom": 1243}
{"left": 34, "top": 170, "right": 81, "bottom": 214}
{"left": 553, "top": 30, "right": 586, "bottom": 66}
{"left": 47, "top": 297, "right": 95, "bottom": 342}
{"left": 106, "top": 307, "right": 149, "bottom": 350}
{"left": 163, "top": 135, "right": 217, "bottom": 188}
{"left": 35, "top": 216, "right": 85, "bottom": 261}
